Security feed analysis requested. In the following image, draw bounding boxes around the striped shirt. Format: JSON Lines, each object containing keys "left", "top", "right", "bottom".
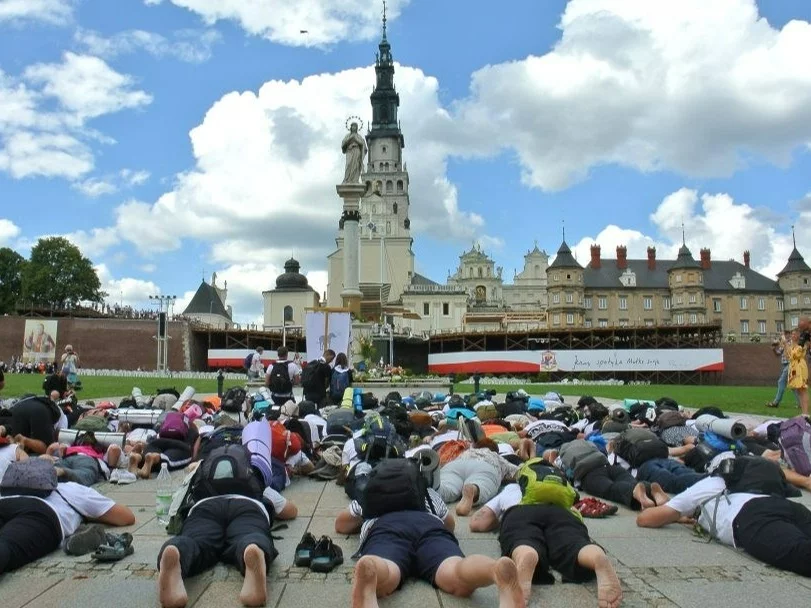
{"left": 349, "top": 488, "right": 448, "bottom": 546}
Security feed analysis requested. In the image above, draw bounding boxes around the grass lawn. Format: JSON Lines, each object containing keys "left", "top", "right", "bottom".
{"left": 476, "top": 383, "right": 786, "bottom": 416}
{"left": 1, "top": 373, "right": 249, "bottom": 401}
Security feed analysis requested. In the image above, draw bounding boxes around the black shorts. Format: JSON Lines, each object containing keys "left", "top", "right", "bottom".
{"left": 360, "top": 511, "right": 464, "bottom": 587}
{"left": 499, "top": 504, "right": 594, "bottom": 584}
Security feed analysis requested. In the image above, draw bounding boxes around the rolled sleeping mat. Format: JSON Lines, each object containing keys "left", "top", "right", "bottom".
{"left": 131, "top": 387, "right": 151, "bottom": 408}
{"left": 172, "top": 386, "right": 196, "bottom": 411}
{"left": 694, "top": 414, "right": 747, "bottom": 441}
{"left": 58, "top": 429, "right": 125, "bottom": 449}
{"left": 411, "top": 447, "right": 441, "bottom": 490}
{"left": 115, "top": 409, "right": 163, "bottom": 426}
{"left": 527, "top": 397, "right": 545, "bottom": 412}
{"left": 622, "top": 398, "right": 656, "bottom": 410}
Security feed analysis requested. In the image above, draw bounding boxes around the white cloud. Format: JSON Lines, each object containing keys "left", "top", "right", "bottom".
{"left": 72, "top": 177, "right": 117, "bottom": 198}
{"left": 456, "top": 0, "right": 811, "bottom": 190}
{"left": 75, "top": 28, "right": 222, "bottom": 63}
{"left": 96, "top": 264, "right": 161, "bottom": 308}
{"left": 570, "top": 188, "right": 811, "bottom": 280}
{"left": 0, "top": 218, "right": 21, "bottom": 245}
{"left": 72, "top": 169, "right": 151, "bottom": 198}
{"left": 140, "top": 263, "right": 157, "bottom": 273}
{"left": 63, "top": 228, "right": 119, "bottom": 259}
{"left": 0, "top": 0, "right": 74, "bottom": 24}
{"left": 146, "top": 0, "right": 409, "bottom": 46}
{"left": 0, "top": 56, "right": 152, "bottom": 180}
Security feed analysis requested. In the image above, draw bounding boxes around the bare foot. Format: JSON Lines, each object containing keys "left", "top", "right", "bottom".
{"left": 456, "top": 484, "right": 479, "bottom": 516}
{"left": 138, "top": 453, "right": 161, "bottom": 479}
{"left": 351, "top": 556, "right": 380, "bottom": 608}
{"left": 239, "top": 544, "right": 267, "bottom": 607}
{"left": 593, "top": 553, "right": 622, "bottom": 608}
{"left": 494, "top": 557, "right": 525, "bottom": 608}
{"left": 128, "top": 453, "right": 142, "bottom": 474}
{"left": 542, "top": 449, "right": 559, "bottom": 464}
{"left": 633, "top": 483, "right": 655, "bottom": 510}
{"left": 650, "top": 482, "right": 669, "bottom": 506}
{"left": 158, "top": 546, "right": 188, "bottom": 608}
{"left": 512, "top": 547, "right": 538, "bottom": 605}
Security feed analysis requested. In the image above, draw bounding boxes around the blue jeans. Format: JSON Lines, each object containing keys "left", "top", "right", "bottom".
{"left": 774, "top": 365, "right": 799, "bottom": 405}
{"left": 636, "top": 458, "right": 705, "bottom": 494}
{"left": 54, "top": 454, "right": 103, "bottom": 486}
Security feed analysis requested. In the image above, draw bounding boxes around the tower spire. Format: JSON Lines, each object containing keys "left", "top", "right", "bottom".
{"left": 792, "top": 224, "right": 796, "bottom": 249}
{"left": 562, "top": 220, "right": 566, "bottom": 243}
{"left": 382, "top": 0, "right": 387, "bottom": 41}
{"left": 681, "top": 221, "right": 686, "bottom": 246}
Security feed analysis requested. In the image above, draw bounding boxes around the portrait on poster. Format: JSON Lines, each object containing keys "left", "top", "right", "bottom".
{"left": 22, "top": 319, "right": 58, "bottom": 363}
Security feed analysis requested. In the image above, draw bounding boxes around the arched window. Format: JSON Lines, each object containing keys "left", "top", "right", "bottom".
{"left": 382, "top": 146, "right": 387, "bottom": 154}
{"left": 478, "top": 267, "right": 483, "bottom": 278}
{"left": 372, "top": 204, "right": 377, "bottom": 214}
{"left": 386, "top": 180, "right": 393, "bottom": 193}
{"left": 397, "top": 180, "right": 404, "bottom": 192}
{"left": 385, "top": 162, "right": 390, "bottom": 171}
{"left": 365, "top": 180, "right": 372, "bottom": 191}
{"left": 283, "top": 305, "right": 293, "bottom": 323}
{"left": 392, "top": 202, "right": 398, "bottom": 214}
{"left": 468, "top": 267, "right": 473, "bottom": 278}
{"left": 375, "top": 180, "right": 382, "bottom": 192}
{"left": 475, "top": 285, "right": 486, "bottom": 302}
{"left": 534, "top": 264, "right": 540, "bottom": 277}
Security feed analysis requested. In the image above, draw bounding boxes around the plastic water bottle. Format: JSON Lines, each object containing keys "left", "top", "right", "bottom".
{"left": 155, "top": 463, "right": 173, "bottom": 526}
{"left": 353, "top": 389, "right": 363, "bottom": 413}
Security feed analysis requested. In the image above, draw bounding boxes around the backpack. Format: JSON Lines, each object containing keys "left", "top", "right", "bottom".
{"left": 614, "top": 428, "right": 669, "bottom": 468}
{"left": 354, "top": 415, "right": 406, "bottom": 464}
{"left": 196, "top": 426, "right": 244, "bottom": 462}
{"left": 497, "top": 400, "right": 526, "bottom": 418}
{"left": 244, "top": 353, "right": 254, "bottom": 370}
{"left": 559, "top": 439, "right": 608, "bottom": 481}
{"left": 361, "top": 393, "right": 379, "bottom": 410}
{"left": 475, "top": 403, "right": 499, "bottom": 422}
{"left": 778, "top": 416, "right": 811, "bottom": 476}
{"left": 656, "top": 410, "right": 685, "bottom": 431}
{"left": 300, "top": 360, "right": 320, "bottom": 392}
{"left": 221, "top": 387, "right": 247, "bottom": 414}
{"left": 193, "top": 444, "right": 264, "bottom": 502}
{"left": 326, "top": 408, "right": 358, "bottom": 436}
{"left": 284, "top": 418, "right": 313, "bottom": 457}
{"left": 1, "top": 458, "right": 58, "bottom": 498}
{"left": 159, "top": 412, "right": 190, "bottom": 441}
{"left": 714, "top": 455, "right": 791, "bottom": 497}
{"left": 270, "top": 420, "right": 302, "bottom": 461}
{"left": 384, "top": 391, "right": 403, "bottom": 406}
{"left": 516, "top": 458, "right": 579, "bottom": 512}
{"left": 361, "top": 458, "right": 433, "bottom": 519}
{"left": 268, "top": 362, "right": 293, "bottom": 395}
{"left": 330, "top": 369, "right": 351, "bottom": 400}
{"left": 380, "top": 403, "right": 412, "bottom": 438}
{"left": 73, "top": 414, "right": 110, "bottom": 433}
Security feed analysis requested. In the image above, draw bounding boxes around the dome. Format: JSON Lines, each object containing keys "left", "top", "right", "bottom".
{"left": 275, "top": 258, "right": 311, "bottom": 290}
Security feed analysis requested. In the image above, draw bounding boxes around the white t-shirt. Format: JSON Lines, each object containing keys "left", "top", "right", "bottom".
{"left": 303, "top": 414, "right": 327, "bottom": 444}
{"left": 0, "top": 444, "right": 19, "bottom": 480}
{"left": 429, "top": 430, "right": 460, "bottom": 449}
{"left": 190, "top": 486, "right": 288, "bottom": 523}
{"left": 266, "top": 361, "right": 302, "bottom": 394}
{"left": 342, "top": 430, "right": 364, "bottom": 466}
{"left": 483, "top": 483, "right": 522, "bottom": 520}
{"left": 665, "top": 476, "right": 767, "bottom": 546}
{"left": 250, "top": 353, "right": 265, "bottom": 374}
{"left": 0, "top": 481, "right": 116, "bottom": 543}
{"left": 524, "top": 419, "right": 569, "bottom": 440}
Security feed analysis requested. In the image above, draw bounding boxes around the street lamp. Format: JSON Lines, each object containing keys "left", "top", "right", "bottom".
{"left": 149, "top": 294, "right": 177, "bottom": 373}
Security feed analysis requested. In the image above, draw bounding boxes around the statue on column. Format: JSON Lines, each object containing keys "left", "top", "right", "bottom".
{"left": 341, "top": 121, "right": 367, "bottom": 184}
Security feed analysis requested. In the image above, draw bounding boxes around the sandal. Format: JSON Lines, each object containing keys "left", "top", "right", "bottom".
{"left": 310, "top": 535, "right": 343, "bottom": 573}
{"left": 574, "top": 497, "right": 618, "bottom": 518}
{"left": 294, "top": 532, "right": 317, "bottom": 567}
{"left": 92, "top": 533, "right": 134, "bottom": 562}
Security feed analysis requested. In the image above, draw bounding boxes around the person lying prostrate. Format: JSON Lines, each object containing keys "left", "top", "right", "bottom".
{"left": 637, "top": 453, "right": 811, "bottom": 577}
{"left": 8, "top": 395, "right": 66, "bottom": 455}
{"left": 0, "top": 479, "right": 134, "bottom": 573}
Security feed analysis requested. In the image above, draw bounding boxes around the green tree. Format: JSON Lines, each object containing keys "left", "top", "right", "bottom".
{"left": 0, "top": 247, "right": 26, "bottom": 314}
{"left": 22, "top": 237, "right": 106, "bottom": 308}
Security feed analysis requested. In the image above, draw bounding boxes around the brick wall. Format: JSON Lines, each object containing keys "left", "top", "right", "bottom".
{"left": 0, "top": 316, "right": 188, "bottom": 371}
{"left": 722, "top": 343, "right": 782, "bottom": 386}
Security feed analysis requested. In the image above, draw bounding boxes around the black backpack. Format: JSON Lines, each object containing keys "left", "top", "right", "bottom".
{"left": 715, "top": 456, "right": 793, "bottom": 497}
{"left": 221, "top": 387, "right": 247, "bottom": 414}
{"left": 268, "top": 362, "right": 293, "bottom": 394}
{"left": 361, "top": 393, "right": 379, "bottom": 410}
{"left": 300, "top": 360, "right": 320, "bottom": 392}
{"left": 361, "top": 458, "right": 433, "bottom": 519}
{"left": 284, "top": 418, "right": 314, "bottom": 456}
{"left": 156, "top": 387, "right": 181, "bottom": 399}
{"left": 614, "top": 428, "right": 669, "bottom": 468}
{"left": 195, "top": 426, "right": 244, "bottom": 462}
{"left": 384, "top": 391, "right": 403, "bottom": 406}
{"left": 497, "top": 400, "right": 526, "bottom": 417}
{"left": 192, "top": 444, "right": 264, "bottom": 502}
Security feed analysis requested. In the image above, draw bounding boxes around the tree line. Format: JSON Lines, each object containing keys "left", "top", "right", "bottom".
{"left": 0, "top": 237, "right": 106, "bottom": 314}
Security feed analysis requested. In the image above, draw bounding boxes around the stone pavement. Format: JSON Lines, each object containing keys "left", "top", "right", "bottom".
{"left": 1, "top": 390, "right": 808, "bottom": 607}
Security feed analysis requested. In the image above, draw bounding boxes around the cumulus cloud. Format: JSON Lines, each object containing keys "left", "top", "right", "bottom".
{"left": 144, "top": 0, "right": 409, "bottom": 46}
{"left": 570, "top": 188, "right": 811, "bottom": 280}
{"left": 74, "top": 28, "right": 222, "bottom": 63}
{"left": 96, "top": 263, "right": 161, "bottom": 308}
{"left": 72, "top": 169, "right": 151, "bottom": 198}
{"left": 456, "top": 0, "right": 811, "bottom": 190}
{"left": 0, "top": 218, "right": 21, "bottom": 245}
{"left": 0, "top": 0, "right": 74, "bottom": 25}
{"left": 0, "top": 56, "right": 151, "bottom": 180}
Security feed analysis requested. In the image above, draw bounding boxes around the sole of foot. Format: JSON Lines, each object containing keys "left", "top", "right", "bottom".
{"left": 513, "top": 548, "right": 538, "bottom": 605}
{"left": 239, "top": 545, "right": 267, "bottom": 607}
{"left": 633, "top": 483, "right": 655, "bottom": 510}
{"left": 351, "top": 556, "right": 380, "bottom": 608}
{"left": 494, "top": 557, "right": 525, "bottom": 608}
{"left": 456, "top": 484, "right": 478, "bottom": 516}
{"left": 158, "top": 546, "right": 188, "bottom": 608}
{"left": 650, "top": 482, "right": 669, "bottom": 506}
{"left": 594, "top": 554, "right": 622, "bottom": 608}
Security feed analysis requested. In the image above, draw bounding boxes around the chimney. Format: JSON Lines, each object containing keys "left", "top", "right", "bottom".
{"left": 743, "top": 250, "right": 750, "bottom": 269}
{"left": 647, "top": 246, "right": 656, "bottom": 271}
{"left": 616, "top": 245, "right": 627, "bottom": 270}
{"left": 590, "top": 244, "right": 601, "bottom": 269}
{"left": 700, "top": 248, "right": 711, "bottom": 270}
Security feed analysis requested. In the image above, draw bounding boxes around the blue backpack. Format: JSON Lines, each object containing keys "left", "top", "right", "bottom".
{"left": 330, "top": 369, "right": 351, "bottom": 399}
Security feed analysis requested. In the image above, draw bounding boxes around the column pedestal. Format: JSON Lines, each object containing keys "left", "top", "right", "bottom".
{"left": 337, "top": 183, "right": 367, "bottom": 317}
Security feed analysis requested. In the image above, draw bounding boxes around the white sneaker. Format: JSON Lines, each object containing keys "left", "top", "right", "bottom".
{"left": 116, "top": 471, "right": 137, "bottom": 485}
{"left": 109, "top": 469, "right": 121, "bottom": 484}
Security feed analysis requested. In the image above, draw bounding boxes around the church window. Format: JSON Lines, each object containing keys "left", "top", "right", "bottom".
{"left": 386, "top": 180, "right": 393, "bottom": 193}
{"left": 443, "top": 302, "right": 450, "bottom": 316}
{"left": 478, "top": 267, "right": 483, "bottom": 278}
{"left": 372, "top": 204, "right": 377, "bottom": 214}
{"left": 393, "top": 202, "right": 398, "bottom": 214}
{"left": 397, "top": 180, "right": 404, "bottom": 192}
{"left": 534, "top": 264, "right": 540, "bottom": 277}
{"left": 375, "top": 180, "right": 382, "bottom": 192}
{"left": 423, "top": 302, "right": 430, "bottom": 316}
{"left": 366, "top": 180, "right": 372, "bottom": 191}
{"left": 382, "top": 146, "right": 387, "bottom": 154}
{"left": 386, "top": 221, "right": 391, "bottom": 234}
{"left": 475, "top": 286, "right": 486, "bottom": 302}
{"left": 385, "top": 162, "right": 390, "bottom": 171}
{"left": 468, "top": 268, "right": 473, "bottom": 278}
{"left": 283, "top": 306, "right": 293, "bottom": 323}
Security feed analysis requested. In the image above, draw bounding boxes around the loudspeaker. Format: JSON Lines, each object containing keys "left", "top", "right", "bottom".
{"left": 158, "top": 312, "right": 167, "bottom": 338}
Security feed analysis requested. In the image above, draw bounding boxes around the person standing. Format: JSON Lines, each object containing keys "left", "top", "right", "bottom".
{"left": 767, "top": 331, "right": 798, "bottom": 408}
{"left": 265, "top": 346, "right": 301, "bottom": 406}
{"left": 302, "top": 350, "right": 335, "bottom": 408}
{"left": 60, "top": 345, "right": 80, "bottom": 388}
{"left": 247, "top": 347, "right": 264, "bottom": 380}
{"left": 788, "top": 329, "right": 810, "bottom": 417}
{"left": 329, "top": 352, "right": 353, "bottom": 405}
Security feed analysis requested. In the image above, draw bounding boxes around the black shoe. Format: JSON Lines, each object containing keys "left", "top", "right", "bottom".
{"left": 294, "top": 532, "right": 317, "bottom": 567}
{"left": 65, "top": 523, "right": 108, "bottom": 556}
{"left": 310, "top": 535, "right": 343, "bottom": 573}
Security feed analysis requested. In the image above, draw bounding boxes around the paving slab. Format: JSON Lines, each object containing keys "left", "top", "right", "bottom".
{"left": 0, "top": 574, "right": 64, "bottom": 606}
{"left": 650, "top": 580, "right": 810, "bottom": 607}
{"left": 190, "top": 580, "right": 284, "bottom": 608}
{"left": 600, "top": 538, "right": 756, "bottom": 568}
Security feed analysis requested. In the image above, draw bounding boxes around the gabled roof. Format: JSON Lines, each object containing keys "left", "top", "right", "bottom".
{"left": 182, "top": 281, "right": 231, "bottom": 318}
{"left": 548, "top": 241, "right": 582, "bottom": 270}
{"left": 584, "top": 259, "right": 780, "bottom": 292}
{"left": 777, "top": 248, "right": 811, "bottom": 276}
{"left": 411, "top": 272, "right": 439, "bottom": 286}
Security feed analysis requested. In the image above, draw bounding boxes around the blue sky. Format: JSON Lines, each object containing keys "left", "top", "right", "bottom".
{"left": 1, "top": 0, "right": 810, "bottom": 323}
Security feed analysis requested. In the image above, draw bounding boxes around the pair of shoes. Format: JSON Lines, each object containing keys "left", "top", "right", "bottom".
{"left": 574, "top": 497, "right": 619, "bottom": 518}
{"left": 294, "top": 533, "right": 343, "bottom": 572}
{"left": 109, "top": 470, "right": 138, "bottom": 484}
{"left": 92, "top": 532, "right": 134, "bottom": 562}
{"left": 65, "top": 523, "right": 108, "bottom": 556}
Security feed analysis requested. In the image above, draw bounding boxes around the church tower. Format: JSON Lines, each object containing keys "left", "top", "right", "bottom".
{"left": 327, "top": 6, "right": 415, "bottom": 309}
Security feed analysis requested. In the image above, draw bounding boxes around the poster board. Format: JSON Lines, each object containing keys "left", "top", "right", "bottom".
{"left": 22, "top": 319, "right": 58, "bottom": 363}
{"left": 305, "top": 310, "right": 351, "bottom": 360}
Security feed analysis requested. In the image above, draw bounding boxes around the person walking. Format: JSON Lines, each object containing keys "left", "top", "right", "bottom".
{"left": 766, "top": 331, "right": 798, "bottom": 408}
{"left": 788, "top": 329, "right": 810, "bottom": 417}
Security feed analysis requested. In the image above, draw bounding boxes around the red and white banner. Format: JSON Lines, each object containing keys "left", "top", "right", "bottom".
{"left": 428, "top": 349, "right": 724, "bottom": 374}
{"left": 207, "top": 349, "right": 308, "bottom": 369}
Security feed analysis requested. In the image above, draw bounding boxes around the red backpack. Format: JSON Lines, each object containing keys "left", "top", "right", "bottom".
{"left": 270, "top": 420, "right": 302, "bottom": 461}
